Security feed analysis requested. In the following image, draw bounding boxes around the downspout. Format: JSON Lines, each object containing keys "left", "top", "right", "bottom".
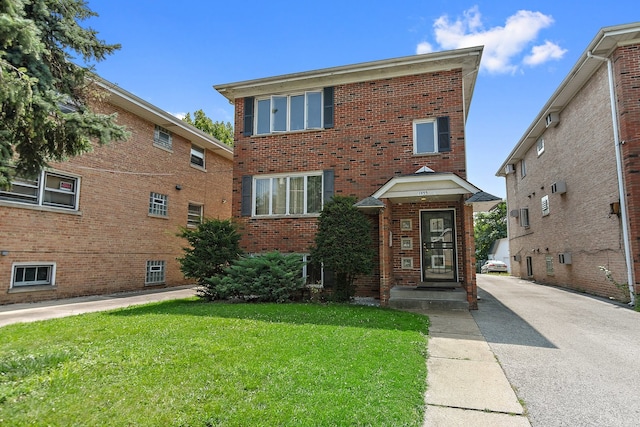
{"left": 587, "top": 51, "right": 636, "bottom": 306}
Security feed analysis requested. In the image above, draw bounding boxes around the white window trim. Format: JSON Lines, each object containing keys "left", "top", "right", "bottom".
{"left": 413, "top": 119, "right": 438, "bottom": 155}
{"left": 521, "top": 159, "right": 527, "bottom": 178}
{"left": 301, "top": 254, "right": 323, "bottom": 286}
{"left": 190, "top": 144, "right": 205, "bottom": 169}
{"left": 255, "top": 91, "right": 324, "bottom": 135}
{"left": 536, "top": 137, "right": 545, "bottom": 156}
{"left": 0, "top": 169, "right": 80, "bottom": 211}
{"left": 11, "top": 262, "right": 56, "bottom": 288}
{"left": 252, "top": 172, "right": 323, "bottom": 217}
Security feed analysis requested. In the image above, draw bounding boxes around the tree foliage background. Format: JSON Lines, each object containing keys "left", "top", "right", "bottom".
{"left": 0, "top": 0, "right": 128, "bottom": 189}
{"left": 474, "top": 201, "right": 507, "bottom": 263}
{"left": 182, "top": 109, "right": 233, "bottom": 146}
{"left": 310, "top": 196, "right": 375, "bottom": 301}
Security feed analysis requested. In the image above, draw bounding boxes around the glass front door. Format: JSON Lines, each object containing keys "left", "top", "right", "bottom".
{"left": 421, "top": 210, "right": 457, "bottom": 282}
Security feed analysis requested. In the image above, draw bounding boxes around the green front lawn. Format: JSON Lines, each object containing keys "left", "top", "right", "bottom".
{"left": 0, "top": 300, "right": 429, "bottom": 426}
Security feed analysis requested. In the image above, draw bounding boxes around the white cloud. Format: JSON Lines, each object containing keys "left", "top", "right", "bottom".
{"left": 420, "top": 6, "right": 565, "bottom": 74}
{"left": 524, "top": 40, "right": 567, "bottom": 66}
{"left": 416, "top": 41, "right": 434, "bottom": 54}
{"left": 171, "top": 112, "right": 187, "bottom": 120}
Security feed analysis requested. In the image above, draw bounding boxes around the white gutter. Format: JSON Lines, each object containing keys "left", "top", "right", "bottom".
{"left": 587, "top": 51, "right": 636, "bottom": 306}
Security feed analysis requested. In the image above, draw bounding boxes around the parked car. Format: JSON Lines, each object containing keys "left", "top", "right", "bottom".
{"left": 481, "top": 260, "right": 508, "bottom": 274}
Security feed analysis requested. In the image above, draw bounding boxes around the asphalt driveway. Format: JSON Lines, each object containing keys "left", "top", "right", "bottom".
{"left": 474, "top": 274, "right": 640, "bottom": 427}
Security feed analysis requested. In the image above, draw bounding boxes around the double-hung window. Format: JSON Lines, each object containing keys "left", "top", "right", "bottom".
{"left": 256, "top": 91, "right": 323, "bottom": 134}
{"left": 254, "top": 173, "right": 323, "bottom": 216}
{"left": 519, "top": 208, "right": 530, "bottom": 227}
{"left": 0, "top": 170, "right": 79, "bottom": 211}
{"left": 413, "top": 117, "right": 450, "bottom": 154}
{"left": 190, "top": 145, "right": 205, "bottom": 168}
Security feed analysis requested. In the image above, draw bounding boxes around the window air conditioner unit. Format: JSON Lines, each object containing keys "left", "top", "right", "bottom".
{"left": 509, "top": 209, "right": 520, "bottom": 218}
{"left": 551, "top": 180, "right": 567, "bottom": 194}
{"left": 545, "top": 112, "right": 560, "bottom": 128}
{"left": 558, "top": 252, "right": 572, "bottom": 265}
{"left": 513, "top": 255, "right": 521, "bottom": 262}
{"left": 505, "top": 164, "right": 516, "bottom": 174}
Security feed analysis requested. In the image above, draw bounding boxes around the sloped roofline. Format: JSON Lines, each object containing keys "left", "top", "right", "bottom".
{"left": 496, "top": 22, "right": 640, "bottom": 176}
{"left": 95, "top": 78, "right": 233, "bottom": 160}
{"left": 214, "top": 46, "right": 483, "bottom": 120}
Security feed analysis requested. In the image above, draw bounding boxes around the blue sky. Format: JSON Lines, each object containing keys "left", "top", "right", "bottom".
{"left": 85, "top": 1, "right": 639, "bottom": 198}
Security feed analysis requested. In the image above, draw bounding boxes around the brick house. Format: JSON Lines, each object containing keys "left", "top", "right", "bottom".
{"left": 497, "top": 23, "right": 640, "bottom": 304}
{"left": 215, "top": 47, "right": 486, "bottom": 308}
{"left": 0, "top": 78, "right": 233, "bottom": 304}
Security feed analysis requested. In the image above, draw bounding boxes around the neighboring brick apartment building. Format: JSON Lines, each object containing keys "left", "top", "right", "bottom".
{"left": 0, "top": 78, "right": 233, "bottom": 304}
{"left": 215, "top": 47, "right": 485, "bottom": 308}
{"left": 497, "top": 23, "right": 640, "bottom": 303}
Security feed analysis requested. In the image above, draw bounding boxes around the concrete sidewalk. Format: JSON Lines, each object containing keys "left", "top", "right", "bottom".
{"left": 0, "top": 286, "right": 197, "bottom": 327}
{"left": 419, "top": 309, "right": 530, "bottom": 427}
{"left": 0, "top": 288, "right": 531, "bottom": 426}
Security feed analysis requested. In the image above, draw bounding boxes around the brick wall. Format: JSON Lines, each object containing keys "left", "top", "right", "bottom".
{"left": 615, "top": 43, "right": 640, "bottom": 296}
{"left": 506, "top": 62, "right": 628, "bottom": 300}
{"left": 231, "top": 70, "right": 470, "bottom": 299}
{"left": 0, "top": 101, "right": 233, "bottom": 304}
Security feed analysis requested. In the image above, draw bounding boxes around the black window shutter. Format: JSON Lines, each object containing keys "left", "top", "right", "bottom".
{"left": 323, "top": 269, "right": 335, "bottom": 289}
{"left": 437, "top": 116, "right": 450, "bottom": 152}
{"left": 243, "top": 97, "right": 254, "bottom": 136}
{"left": 241, "top": 175, "right": 252, "bottom": 216}
{"left": 323, "top": 87, "right": 334, "bottom": 129}
{"left": 323, "top": 169, "right": 334, "bottom": 203}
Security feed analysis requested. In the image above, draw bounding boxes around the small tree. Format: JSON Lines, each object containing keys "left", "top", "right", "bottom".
{"left": 474, "top": 201, "right": 507, "bottom": 263}
{"left": 207, "top": 252, "right": 305, "bottom": 302}
{"left": 182, "top": 110, "right": 234, "bottom": 146}
{"left": 177, "top": 218, "right": 242, "bottom": 289}
{"left": 310, "top": 196, "right": 375, "bottom": 301}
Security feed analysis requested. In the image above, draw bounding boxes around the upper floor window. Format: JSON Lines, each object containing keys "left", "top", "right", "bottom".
{"left": 154, "top": 125, "right": 172, "bottom": 150}
{"left": 187, "top": 203, "right": 203, "bottom": 227}
{"left": 536, "top": 137, "right": 545, "bottom": 156}
{"left": 256, "top": 91, "right": 323, "bottom": 135}
{"left": 0, "top": 170, "right": 79, "bottom": 211}
{"left": 519, "top": 207, "right": 530, "bottom": 227}
{"left": 413, "top": 116, "right": 450, "bottom": 155}
{"left": 190, "top": 144, "right": 205, "bottom": 168}
{"left": 149, "top": 192, "right": 168, "bottom": 217}
{"left": 254, "top": 173, "right": 323, "bottom": 216}
{"left": 243, "top": 87, "right": 334, "bottom": 136}
{"left": 521, "top": 159, "right": 527, "bottom": 178}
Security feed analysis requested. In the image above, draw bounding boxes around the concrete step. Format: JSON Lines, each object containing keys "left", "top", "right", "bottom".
{"left": 389, "top": 286, "right": 469, "bottom": 311}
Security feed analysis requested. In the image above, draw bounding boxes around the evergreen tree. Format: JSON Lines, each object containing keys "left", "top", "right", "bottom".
{"left": 310, "top": 196, "right": 375, "bottom": 301}
{"left": 0, "top": 0, "right": 128, "bottom": 189}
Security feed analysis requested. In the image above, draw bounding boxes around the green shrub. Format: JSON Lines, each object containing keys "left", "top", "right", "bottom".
{"left": 205, "top": 252, "right": 305, "bottom": 302}
{"left": 177, "top": 219, "right": 242, "bottom": 292}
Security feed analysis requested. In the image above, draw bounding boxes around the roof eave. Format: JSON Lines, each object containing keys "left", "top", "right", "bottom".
{"left": 95, "top": 78, "right": 234, "bottom": 161}
{"left": 496, "top": 22, "right": 640, "bottom": 177}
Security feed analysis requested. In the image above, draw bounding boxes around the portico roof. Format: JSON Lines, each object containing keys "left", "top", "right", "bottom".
{"left": 371, "top": 172, "right": 480, "bottom": 203}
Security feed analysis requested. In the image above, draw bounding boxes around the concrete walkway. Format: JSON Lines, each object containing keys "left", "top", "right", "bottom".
{"left": 0, "top": 287, "right": 530, "bottom": 426}
{"left": 417, "top": 309, "right": 531, "bottom": 427}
